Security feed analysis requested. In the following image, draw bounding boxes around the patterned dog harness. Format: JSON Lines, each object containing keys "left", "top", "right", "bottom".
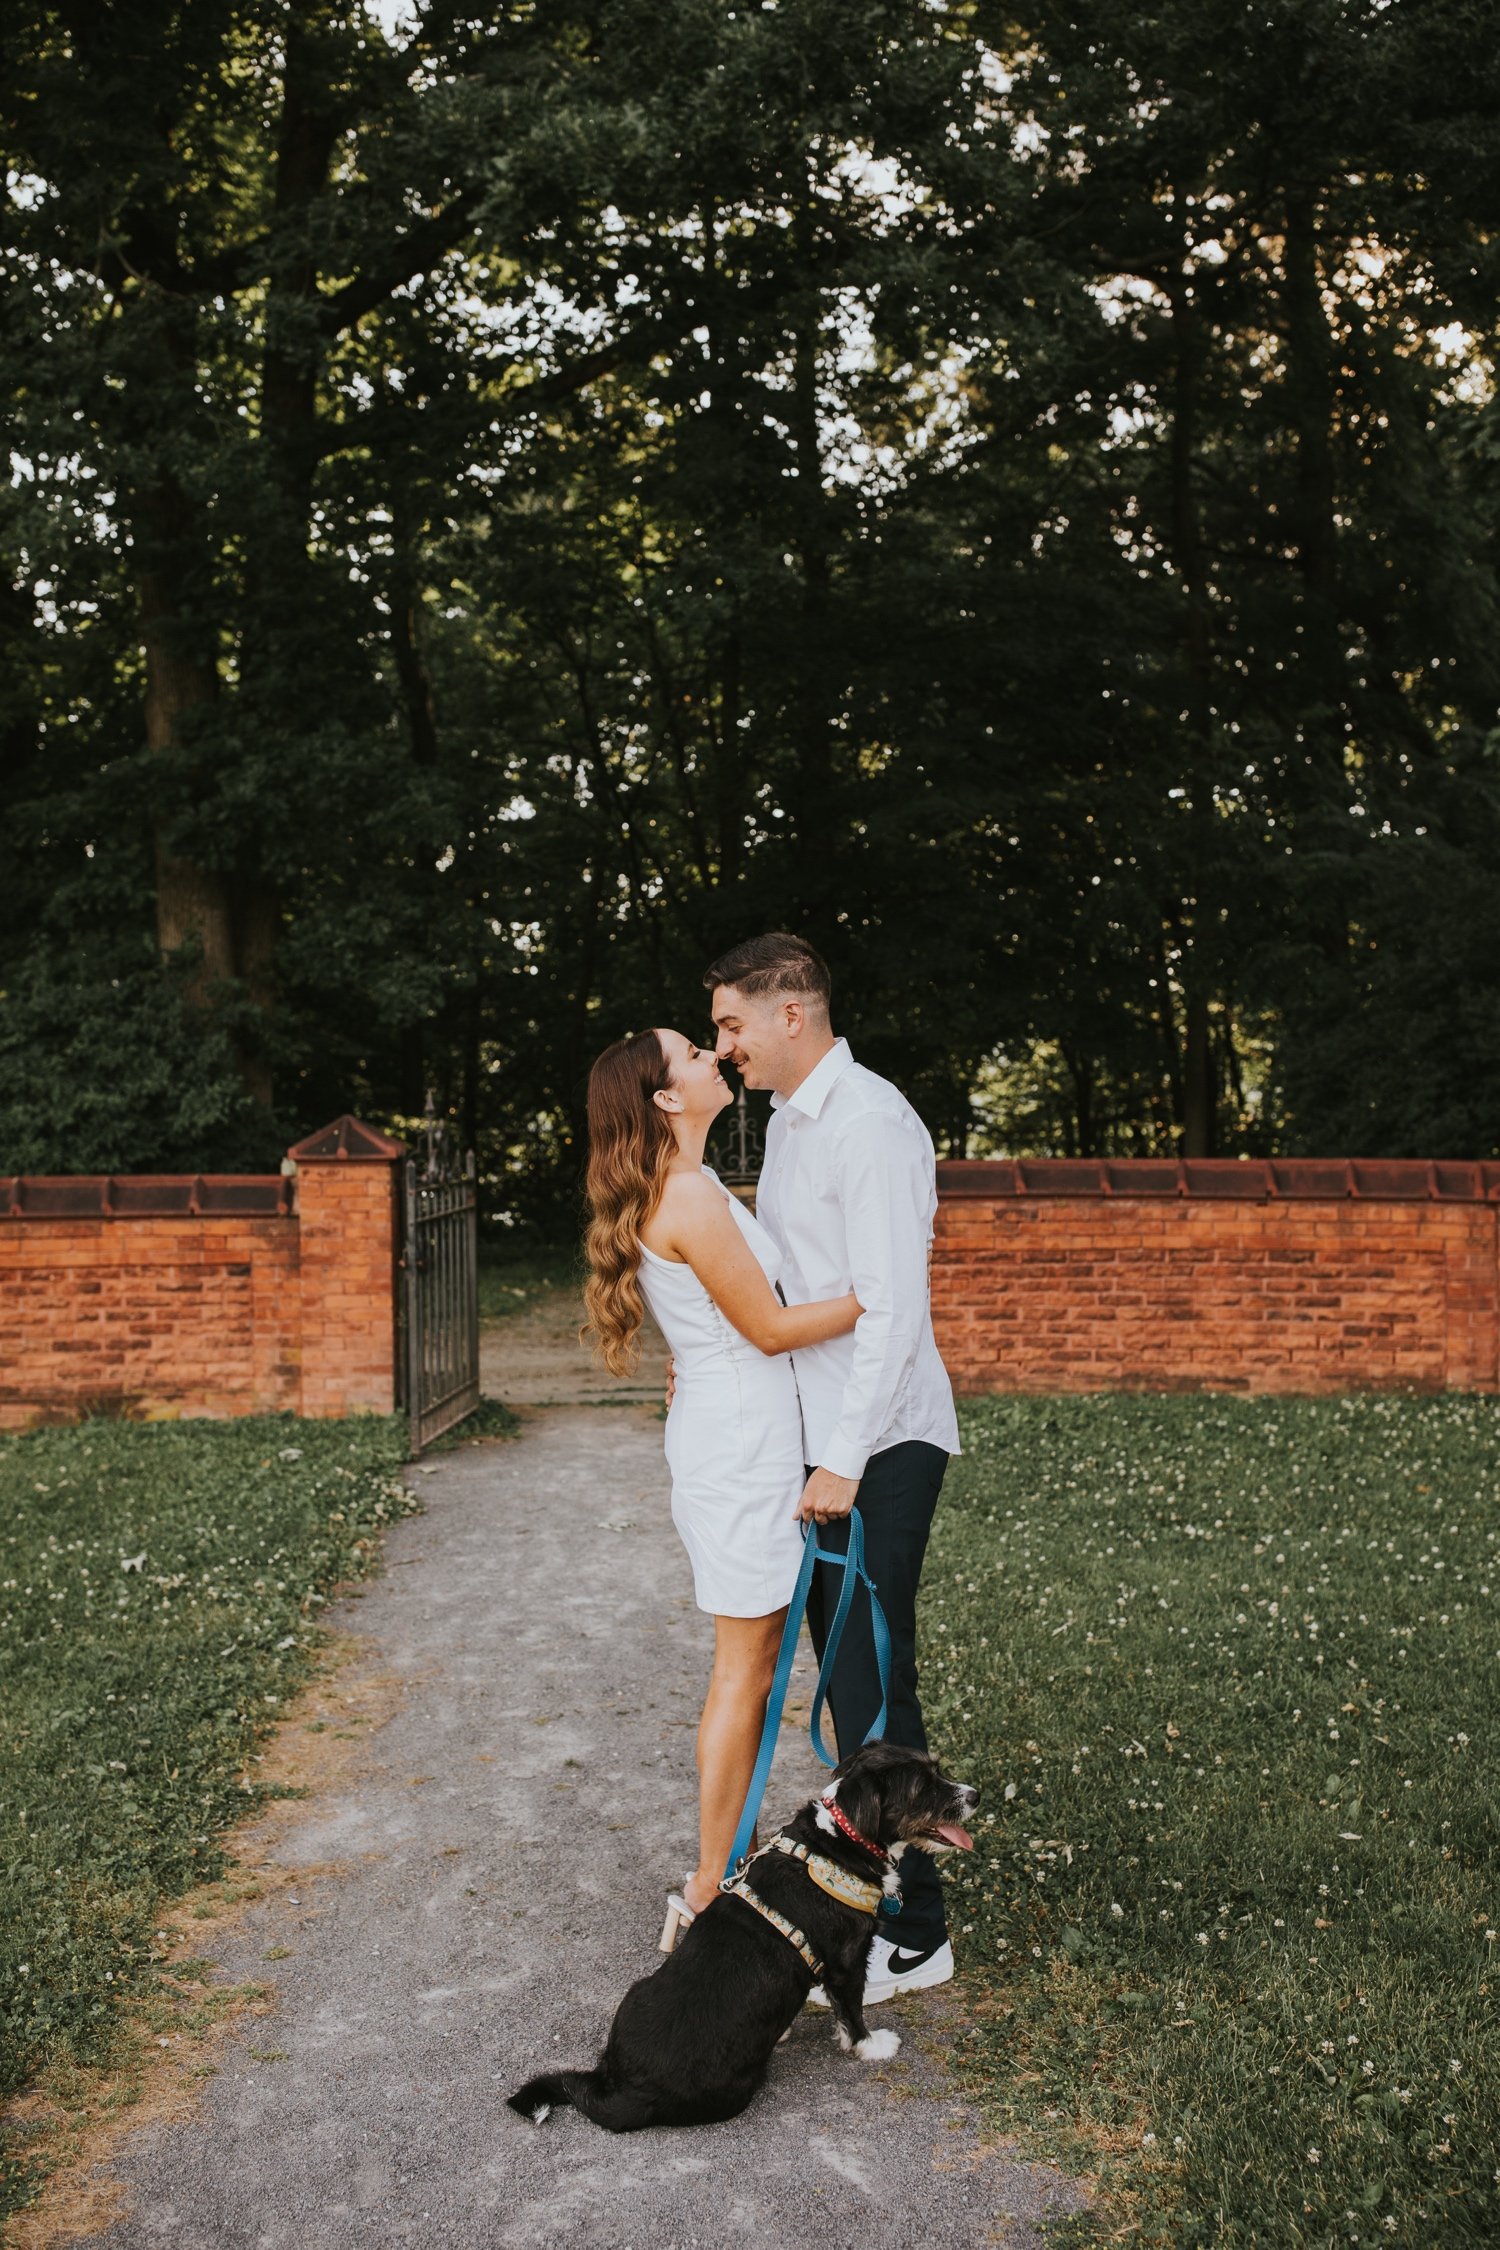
{"left": 766, "top": 1835, "right": 886, "bottom": 1914}
{"left": 721, "top": 1873, "right": 825, "bottom": 1977}
{"left": 719, "top": 1832, "right": 889, "bottom": 1978}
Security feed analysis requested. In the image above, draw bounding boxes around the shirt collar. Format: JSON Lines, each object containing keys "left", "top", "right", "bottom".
{"left": 770, "top": 1037, "right": 855, "bottom": 1121}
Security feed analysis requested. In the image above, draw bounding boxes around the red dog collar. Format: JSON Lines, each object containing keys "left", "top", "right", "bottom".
{"left": 823, "top": 1794, "right": 888, "bottom": 1863}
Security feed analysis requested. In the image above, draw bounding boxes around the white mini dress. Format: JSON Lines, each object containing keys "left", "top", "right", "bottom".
{"left": 638, "top": 1168, "right": 807, "bottom": 1618}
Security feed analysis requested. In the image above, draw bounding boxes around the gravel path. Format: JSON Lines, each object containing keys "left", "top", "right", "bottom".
{"left": 82, "top": 1391, "right": 1084, "bottom": 2247}
{"left": 478, "top": 1282, "right": 666, "bottom": 1407}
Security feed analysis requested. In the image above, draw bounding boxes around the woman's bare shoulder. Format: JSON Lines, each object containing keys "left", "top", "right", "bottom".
{"left": 647, "top": 1169, "right": 736, "bottom": 1261}
{"left": 657, "top": 1168, "right": 729, "bottom": 1217}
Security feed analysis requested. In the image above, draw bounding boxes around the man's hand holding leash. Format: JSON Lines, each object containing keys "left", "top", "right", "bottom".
{"left": 798, "top": 1467, "right": 859, "bottom": 1525}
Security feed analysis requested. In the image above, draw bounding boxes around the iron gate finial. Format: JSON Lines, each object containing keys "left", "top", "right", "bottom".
{"left": 707, "top": 1084, "right": 764, "bottom": 1187}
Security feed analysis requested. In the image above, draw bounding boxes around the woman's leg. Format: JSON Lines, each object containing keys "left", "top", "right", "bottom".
{"left": 683, "top": 1608, "right": 788, "bottom": 1914}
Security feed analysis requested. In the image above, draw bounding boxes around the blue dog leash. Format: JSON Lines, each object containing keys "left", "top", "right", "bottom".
{"left": 720, "top": 1507, "right": 894, "bottom": 1885}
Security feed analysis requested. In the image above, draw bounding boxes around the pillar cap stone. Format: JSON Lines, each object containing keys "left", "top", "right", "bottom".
{"left": 286, "top": 1116, "right": 407, "bottom": 1164}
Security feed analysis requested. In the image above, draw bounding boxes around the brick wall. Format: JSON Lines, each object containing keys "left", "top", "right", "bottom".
{"left": 932, "top": 1159, "right": 1500, "bottom": 1396}
{"left": 295, "top": 1149, "right": 400, "bottom": 1419}
{"left": 11, "top": 1139, "right": 1498, "bottom": 1418}
{"left": 0, "top": 1118, "right": 403, "bottom": 1430}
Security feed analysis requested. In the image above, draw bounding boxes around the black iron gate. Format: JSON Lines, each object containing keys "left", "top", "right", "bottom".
{"left": 399, "top": 1103, "right": 480, "bottom": 1453}
{"left": 706, "top": 1085, "right": 765, "bottom": 1205}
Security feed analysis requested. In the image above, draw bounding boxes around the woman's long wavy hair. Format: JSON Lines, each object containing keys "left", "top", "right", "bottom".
{"left": 582, "top": 1029, "right": 678, "bottom": 1377}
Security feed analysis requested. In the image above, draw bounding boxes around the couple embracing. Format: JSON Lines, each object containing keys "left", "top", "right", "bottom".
{"left": 583, "top": 930, "right": 961, "bottom": 2013}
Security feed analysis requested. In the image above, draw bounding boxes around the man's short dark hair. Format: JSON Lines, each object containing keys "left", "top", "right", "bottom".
{"left": 703, "top": 932, "right": 831, "bottom": 1009}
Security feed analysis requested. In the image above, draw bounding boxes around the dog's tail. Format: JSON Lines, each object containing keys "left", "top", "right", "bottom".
{"left": 507, "top": 2067, "right": 652, "bottom": 2134}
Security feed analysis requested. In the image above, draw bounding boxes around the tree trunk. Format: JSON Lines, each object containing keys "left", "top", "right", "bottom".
{"left": 222, "top": 8, "right": 347, "bottom": 1096}
{"left": 399, "top": 1023, "right": 426, "bottom": 1116}
{"left": 713, "top": 620, "right": 746, "bottom": 894}
{"left": 1154, "top": 922, "right": 1187, "bottom": 1143}
{"left": 1167, "top": 263, "right": 1218, "bottom": 1157}
{"left": 232, "top": 880, "right": 278, "bottom": 1108}
{"left": 1283, "top": 187, "right": 1339, "bottom": 619}
{"left": 138, "top": 476, "right": 235, "bottom": 998}
{"left": 461, "top": 981, "right": 481, "bottom": 1155}
{"left": 1281, "top": 182, "right": 1354, "bottom": 986}
{"left": 389, "top": 498, "right": 441, "bottom": 770}
{"left": 697, "top": 192, "right": 750, "bottom": 902}
{"left": 1061, "top": 1042, "right": 1096, "bottom": 1158}
{"left": 787, "top": 286, "right": 837, "bottom": 916}
{"left": 1181, "top": 988, "right": 1214, "bottom": 1160}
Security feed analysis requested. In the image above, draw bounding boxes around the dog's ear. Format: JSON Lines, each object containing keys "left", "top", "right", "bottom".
{"left": 829, "top": 1765, "right": 884, "bottom": 1844}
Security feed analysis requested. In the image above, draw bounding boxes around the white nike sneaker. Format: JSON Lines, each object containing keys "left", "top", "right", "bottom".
{"left": 807, "top": 1935, "right": 955, "bottom": 2011}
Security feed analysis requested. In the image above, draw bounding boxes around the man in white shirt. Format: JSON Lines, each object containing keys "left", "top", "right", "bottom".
{"left": 706, "top": 931, "right": 962, "bottom": 2001}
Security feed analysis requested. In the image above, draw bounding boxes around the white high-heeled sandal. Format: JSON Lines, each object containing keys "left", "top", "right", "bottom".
{"left": 659, "top": 1868, "right": 717, "bottom": 1953}
{"left": 659, "top": 1890, "right": 695, "bottom": 1953}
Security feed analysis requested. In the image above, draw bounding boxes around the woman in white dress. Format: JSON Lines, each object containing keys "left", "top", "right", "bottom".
{"left": 583, "top": 1027, "right": 861, "bottom": 1936}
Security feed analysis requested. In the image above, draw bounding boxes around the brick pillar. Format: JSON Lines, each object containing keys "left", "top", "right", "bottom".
{"left": 287, "top": 1116, "right": 405, "bottom": 1418}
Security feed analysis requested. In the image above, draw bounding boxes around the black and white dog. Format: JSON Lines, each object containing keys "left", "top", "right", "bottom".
{"left": 508, "top": 1741, "right": 978, "bottom": 2133}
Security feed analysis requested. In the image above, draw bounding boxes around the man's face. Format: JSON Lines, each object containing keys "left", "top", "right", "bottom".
{"left": 710, "top": 985, "right": 792, "bottom": 1092}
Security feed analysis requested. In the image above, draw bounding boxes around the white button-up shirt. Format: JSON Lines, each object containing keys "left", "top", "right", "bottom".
{"left": 754, "top": 1038, "right": 960, "bottom": 1482}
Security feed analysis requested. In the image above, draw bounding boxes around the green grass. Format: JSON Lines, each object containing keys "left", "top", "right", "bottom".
{"left": 924, "top": 1394, "right": 1500, "bottom": 2248}
{"left": 424, "top": 1395, "right": 521, "bottom": 1450}
{"left": 0, "top": 1413, "right": 415, "bottom": 2212}
{"left": 476, "top": 1242, "right": 581, "bottom": 1323}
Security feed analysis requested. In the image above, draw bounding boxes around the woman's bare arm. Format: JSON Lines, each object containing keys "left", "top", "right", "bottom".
{"left": 648, "top": 1174, "right": 859, "bottom": 1355}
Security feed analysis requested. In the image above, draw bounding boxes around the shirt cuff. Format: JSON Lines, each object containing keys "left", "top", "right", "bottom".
{"left": 816, "top": 1439, "right": 870, "bottom": 1483}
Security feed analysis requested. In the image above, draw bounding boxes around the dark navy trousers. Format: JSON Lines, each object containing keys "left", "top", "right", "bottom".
{"left": 803, "top": 1439, "right": 950, "bottom": 1953}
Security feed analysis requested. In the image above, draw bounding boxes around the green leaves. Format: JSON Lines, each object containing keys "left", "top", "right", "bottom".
{"left": 4, "top": 1, "right": 1500, "bottom": 1187}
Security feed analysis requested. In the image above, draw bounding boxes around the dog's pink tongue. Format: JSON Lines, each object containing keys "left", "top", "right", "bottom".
{"left": 934, "top": 1822, "right": 974, "bottom": 1850}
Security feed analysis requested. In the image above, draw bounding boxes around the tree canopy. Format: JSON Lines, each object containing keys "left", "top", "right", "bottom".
{"left": 4, "top": 0, "right": 1498, "bottom": 1221}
